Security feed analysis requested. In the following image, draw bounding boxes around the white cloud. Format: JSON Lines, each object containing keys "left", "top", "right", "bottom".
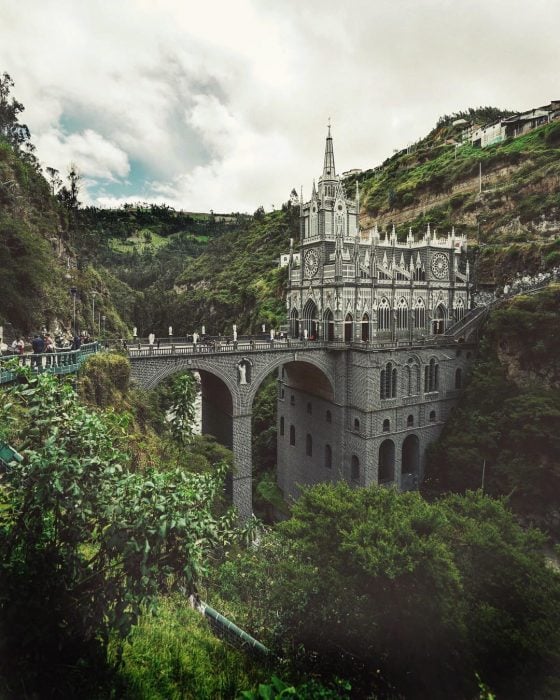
{"left": 35, "top": 129, "right": 130, "bottom": 181}
{"left": 0, "top": 0, "right": 558, "bottom": 212}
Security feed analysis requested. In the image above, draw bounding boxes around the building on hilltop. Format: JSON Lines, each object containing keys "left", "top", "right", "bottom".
{"left": 285, "top": 126, "right": 470, "bottom": 343}
{"left": 277, "top": 127, "right": 474, "bottom": 500}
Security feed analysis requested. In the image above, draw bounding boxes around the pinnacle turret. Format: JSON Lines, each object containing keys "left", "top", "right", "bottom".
{"left": 323, "top": 122, "right": 336, "bottom": 179}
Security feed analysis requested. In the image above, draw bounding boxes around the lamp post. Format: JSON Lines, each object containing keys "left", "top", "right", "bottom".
{"left": 91, "top": 291, "right": 97, "bottom": 338}
{"left": 102, "top": 315, "right": 106, "bottom": 337}
{"left": 70, "top": 287, "right": 78, "bottom": 335}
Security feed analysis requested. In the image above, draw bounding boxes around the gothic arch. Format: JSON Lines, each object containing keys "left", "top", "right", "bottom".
{"left": 323, "top": 308, "right": 335, "bottom": 341}
{"left": 344, "top": 313, "right": 353, "bottom": 342}
{"left": 378, "top": 297, "right": 391, "bottom": 331}
{"left": 396, "top": 297, "right": 408, "bottom": 330}
{"left": 290, "top": 307, "right": 300, "bottom": 338}
{"left": 361, "top": 312, "right": 370, "bottom": 342}
{"left": 303, "top": 298, "right": 319, "bottom": 339}
{"left": 433, "top": 303, "right": 447, "bottom": 335}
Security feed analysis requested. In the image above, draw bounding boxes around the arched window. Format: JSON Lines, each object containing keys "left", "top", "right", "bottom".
{"left": 397, "top": 298, "right": 408, "bottom": 330}
{"left": 425, "top": 358, "right": 439, "bottom": 392}
{"left": 290, "top": 425, "right": 296, "bottom": 445}
{"left": 290, "top": 394, "right": 295, "bottom": 405}
{"left": 307, "top": 402, "right": 312, "bottom": 414}
{"left": 306, "top": 433, "right": 313, "bottom": 456}
{"left": 325, "top": 444, "right": 332, "bottom": 469}
{"left": 406, "top": 359, "right": 420, "bottom": 395}
{"left": 326, "top": 410, "right": 332, "bottom": 423}
{"left": 414, "top": 298, "right": 426, "bottom": 329}
{"left": 354, "top": 418, "right": 360, "bottom": 432}
{"left": 429, "top": 410, "right": 436, "bottom": 422}
{"left": 380, "top": 361, "right": 397, "bottom": 399}
{"left": 455, "top": 368, "right": 462, "bottom": 389}
{"left": 344, "top": 313, "right": 353, "bottom": 342}
{"left": 351, "top": 455, "right": 360, "bottom": 482}
{"left": 455, "top": 298, "right": 465, "bottom": 321}
{"left": 290, "top": 307, "right": 299, "bottom": 339}
{"left": 378, "top": 298, "right": 390, "bottom": 331}
{"left": 280, "top": 416, "right": 284, "bottom": 436}
{"left": 383, "top": 418, "right": 390, "bottom": 432}
{"left": 361, "top": 313, "right": 370, "bottom": 342}
{"left": 407, "top": 414, "right": 414, "bottom": 427}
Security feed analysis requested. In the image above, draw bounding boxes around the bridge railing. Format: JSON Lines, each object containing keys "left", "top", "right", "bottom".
{"left": 0, "top": 342, "right": 100, "bottom": 385}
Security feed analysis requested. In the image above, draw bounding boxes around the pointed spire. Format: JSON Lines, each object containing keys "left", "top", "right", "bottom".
{"left": 323, "top": 121, "right": 336, "bottom": 179}
{"left": 312, "top": 179, "right": 317, "bottom": 197}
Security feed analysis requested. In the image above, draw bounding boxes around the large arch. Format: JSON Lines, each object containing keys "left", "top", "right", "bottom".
{"left": 302, "top": 299, "right": 319, "bottom": 340}
{"left": 378, "top": 439, "right": 395, "bottom": 483}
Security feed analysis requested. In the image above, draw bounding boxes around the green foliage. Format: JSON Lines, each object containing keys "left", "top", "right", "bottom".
{"left": 426, "top": 287, "right": 560, "bottom": 535}
{"left": 239, "top": 674, "right": 350, "bottom": 699}
{"left": 79, "top": 352, "right": 131, "bottom": 407}
{"left": 215, "top": 485, "right": 560, "bottom": 699}
{"left": 111, "top": 596, "right": 263, "bottom": 699}
{"left": 0, "top": 369, "right": 235, "bottom": 694}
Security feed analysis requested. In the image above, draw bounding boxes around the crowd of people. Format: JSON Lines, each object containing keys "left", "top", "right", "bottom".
{"left": 0, "top": 330, "right": 94, "bottom": 362}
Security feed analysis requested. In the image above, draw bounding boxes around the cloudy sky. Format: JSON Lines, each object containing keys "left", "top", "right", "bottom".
{"left": 1, "top": 0, "right": 558, "bottom": 212}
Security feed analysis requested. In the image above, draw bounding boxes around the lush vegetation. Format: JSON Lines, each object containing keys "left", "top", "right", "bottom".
{"left": 426, "top": 285, "right": 560, "bottom": 536}
{"left": 213, "top": 483, "right": 560, "bottom": 699}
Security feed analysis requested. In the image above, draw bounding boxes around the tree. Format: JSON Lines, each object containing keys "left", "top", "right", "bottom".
{"left": 0, "top": 368, "right": 235, "bottom": 693}
{"left": 57, "top": 162, "right": 81, "bottom": 209}
{"left": 217, "top": 484, "right": 560, "bottom": 699}
{"left": 46, "top": 166, "right": 62, "bottom": 196}
{"left": 0, "top": 72, "right": 31, "bottom": 148}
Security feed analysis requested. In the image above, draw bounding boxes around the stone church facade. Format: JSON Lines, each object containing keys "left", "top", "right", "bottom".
{"left": 277, "top": 127, "right": 474, "bottom": 498}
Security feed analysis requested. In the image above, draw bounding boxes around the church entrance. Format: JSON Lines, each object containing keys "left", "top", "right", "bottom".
{"left": 344, "top": 313, "right": 353, "bottom": 342}
{"left": 303, "top": 299, "right": 318, "bottom": 340}
{"left": 432, "top": 304, "right": 446, "bottom": 335}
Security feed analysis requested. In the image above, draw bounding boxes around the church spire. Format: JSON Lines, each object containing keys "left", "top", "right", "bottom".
{"left": 323, "top": 119, "right": 336, "bottom": 179}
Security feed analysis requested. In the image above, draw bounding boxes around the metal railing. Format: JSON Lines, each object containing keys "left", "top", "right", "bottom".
{"left": 0, "top": 342, "right": 100, "bottom": 385}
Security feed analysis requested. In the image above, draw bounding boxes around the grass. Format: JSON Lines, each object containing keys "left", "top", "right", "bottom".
{"left": 110, "top": 595, "right": 268, "bottom": 699}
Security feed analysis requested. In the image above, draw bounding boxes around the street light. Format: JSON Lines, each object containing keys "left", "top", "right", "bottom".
{"left": 102, "top": 315, "right": 106, "bottom": 337}
{"left": 70, "top": 287, "right": 78, "bottom": 335}
{"left": 91, "top": 291, "right": 97, "bottom": 338}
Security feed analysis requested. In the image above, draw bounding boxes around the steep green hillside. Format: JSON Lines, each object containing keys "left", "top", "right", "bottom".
{"left": 129, "top": 206, "right": 296, "bottom": 337}
{"left": 348, "top": 111, "right": 560, "bottom": 285}
{"left": 425, "top": 285, "right": 560, "bottom": 536}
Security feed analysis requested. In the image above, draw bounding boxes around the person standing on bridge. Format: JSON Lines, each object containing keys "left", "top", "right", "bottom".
{"left": 31, "top": 334, "right": 45, "bottom": 368}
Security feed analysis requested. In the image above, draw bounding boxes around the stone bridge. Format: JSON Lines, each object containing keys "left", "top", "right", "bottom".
{"left": 128, "top": 333, "right": 475, "bottom": 520}
{"left": 129, "top": 339, "right": 340, "bottom": 520}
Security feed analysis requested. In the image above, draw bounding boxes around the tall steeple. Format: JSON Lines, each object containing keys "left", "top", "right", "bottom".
{"left": 323, "top": 119, "right": 336, "bottom": 179}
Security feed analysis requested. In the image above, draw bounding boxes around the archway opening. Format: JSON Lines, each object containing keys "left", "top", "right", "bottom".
{"left": 290, "top": 308, "right": 299, "bottom": 339}
{"left": 324, "top": 309, "right": 335, "bottom": 341}
{"left": 303, "top": 299, "right": 319, "bottom": 340}
{"left": 344, "top": 313, "right": 353, "bottom": 342}
{"left": 379, "top": 439, "right": 395, "bottom": 484}
{"left": 401, "top": 434, "right": 420, "bottom": 491}
{"left": 361, "top": 313, "right": 370, "bottom": 342}
{"left": 433, "top": 304, "right": 447, "bottom": 335}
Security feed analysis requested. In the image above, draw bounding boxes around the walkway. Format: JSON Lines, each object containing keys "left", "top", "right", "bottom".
{"left": 0, "top": 342, "right": 100, "bottom": 385}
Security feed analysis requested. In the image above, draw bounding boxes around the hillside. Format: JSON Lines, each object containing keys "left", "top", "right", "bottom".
{"left": 348, "top": 111, "right": 560, "bottom": 285}
{"left": 425, "top": 285, "right": 560, "bottom": 537}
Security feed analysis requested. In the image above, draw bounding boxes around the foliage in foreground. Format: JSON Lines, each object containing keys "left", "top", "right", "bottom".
{"left": 0, "top": 368, "right": 236, "bottom": 695}
{"left": 215, "top": 484, "right": 560, "bottom": 699}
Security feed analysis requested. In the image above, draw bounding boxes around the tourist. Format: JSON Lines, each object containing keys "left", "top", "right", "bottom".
{"left": 31, "top": 334, "right": 45, "bottom": 368}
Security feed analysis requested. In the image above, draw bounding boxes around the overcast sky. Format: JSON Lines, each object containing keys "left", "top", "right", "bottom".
{"left": 1, "top": 0, "right": 558, "bottom": 212}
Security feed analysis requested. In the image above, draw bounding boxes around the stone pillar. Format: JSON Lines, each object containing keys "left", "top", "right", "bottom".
{"left": 232, "top": 412, "right": 253, "bottom": 522}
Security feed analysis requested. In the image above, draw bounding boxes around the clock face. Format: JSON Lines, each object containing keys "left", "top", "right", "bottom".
{"left": 431, "top": 252, "right": 449, "bottom": 280}
{"left": 304, "top": 249, "right": 319, "bottom": 278}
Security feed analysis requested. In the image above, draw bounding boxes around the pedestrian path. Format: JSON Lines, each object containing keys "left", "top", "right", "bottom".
{"left": 0, "top": 342, "right": 100, "bottom": 385}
